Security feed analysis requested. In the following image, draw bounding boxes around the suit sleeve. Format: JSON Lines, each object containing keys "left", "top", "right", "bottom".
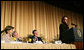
{"left": 59, "top": 24, "right": 64, "bottom": 40}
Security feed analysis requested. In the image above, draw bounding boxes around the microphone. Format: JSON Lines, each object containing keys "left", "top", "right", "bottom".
{"left": 71, "top": 23, "right": 77, "bottom": 27}
{"left": 71, "top": 23, "right": 75, "bottom": 25}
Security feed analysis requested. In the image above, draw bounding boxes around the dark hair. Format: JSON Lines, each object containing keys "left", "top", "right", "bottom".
{"left": 62, "top": 16, "right": 68, "bottom": 23}
{"left": 1, "top": 25, "right": 14, "bottom": 34}
{"left": 32, "top": 30, "right": 37, "bottom": 34}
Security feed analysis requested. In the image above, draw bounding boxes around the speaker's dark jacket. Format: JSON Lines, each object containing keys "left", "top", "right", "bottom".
{"left": 59, "top": 22, "right": 69, "bottom": 42}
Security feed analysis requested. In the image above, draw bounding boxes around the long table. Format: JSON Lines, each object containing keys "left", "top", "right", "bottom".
{"left": 1, "top": 43, "right": 76, "bottom": 49}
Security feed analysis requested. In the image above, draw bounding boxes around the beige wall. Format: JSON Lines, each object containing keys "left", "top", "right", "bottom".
{"left": 1, "top": 1, "right": 83, "bottom": 42}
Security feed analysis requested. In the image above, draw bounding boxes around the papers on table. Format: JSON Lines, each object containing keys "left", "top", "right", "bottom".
{"left": 55, "top": 40, "right": 62, "bottom": 44}
{"left": 33, "top": 41, "right": 43, "bottom": 44}
{"left": 1, "top": 40, "right": 65, "bottom": 44}
{"left": 1, "top": 40, "right": 5, "bottom": 43}
{"left": 9, "top": 41, "right": 23, "bottom": 43}
{"left": 1, "top": 40, "right": 43, "bottom": 44}
{"left": 1, "top": 40, "right": 23, "bottom": 43}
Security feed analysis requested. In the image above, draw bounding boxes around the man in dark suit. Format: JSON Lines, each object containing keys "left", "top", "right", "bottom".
{"left": 59, "top": 16, "right": 69, "bottom": 43}
{"left": 30, "top": 30, "right": 43, "bottom": 43}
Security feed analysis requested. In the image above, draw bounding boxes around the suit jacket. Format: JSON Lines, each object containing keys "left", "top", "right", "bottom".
{"left": 30, "top": 36, "right": 43, "bottom": 43}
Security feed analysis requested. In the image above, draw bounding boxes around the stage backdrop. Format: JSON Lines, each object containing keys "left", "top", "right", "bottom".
{"left": 1, "top": 1, "right": 83, "bottom": 42}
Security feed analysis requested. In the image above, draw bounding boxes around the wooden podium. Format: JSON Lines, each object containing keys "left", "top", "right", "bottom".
{"left": 72, "top": 28, "right": 83, "bottom": 49}
{"left": 74, "top": 42, "right": 83, "bottom": 49}
{"left": 62, "top": 27, "right": 83, "bottom": 49}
